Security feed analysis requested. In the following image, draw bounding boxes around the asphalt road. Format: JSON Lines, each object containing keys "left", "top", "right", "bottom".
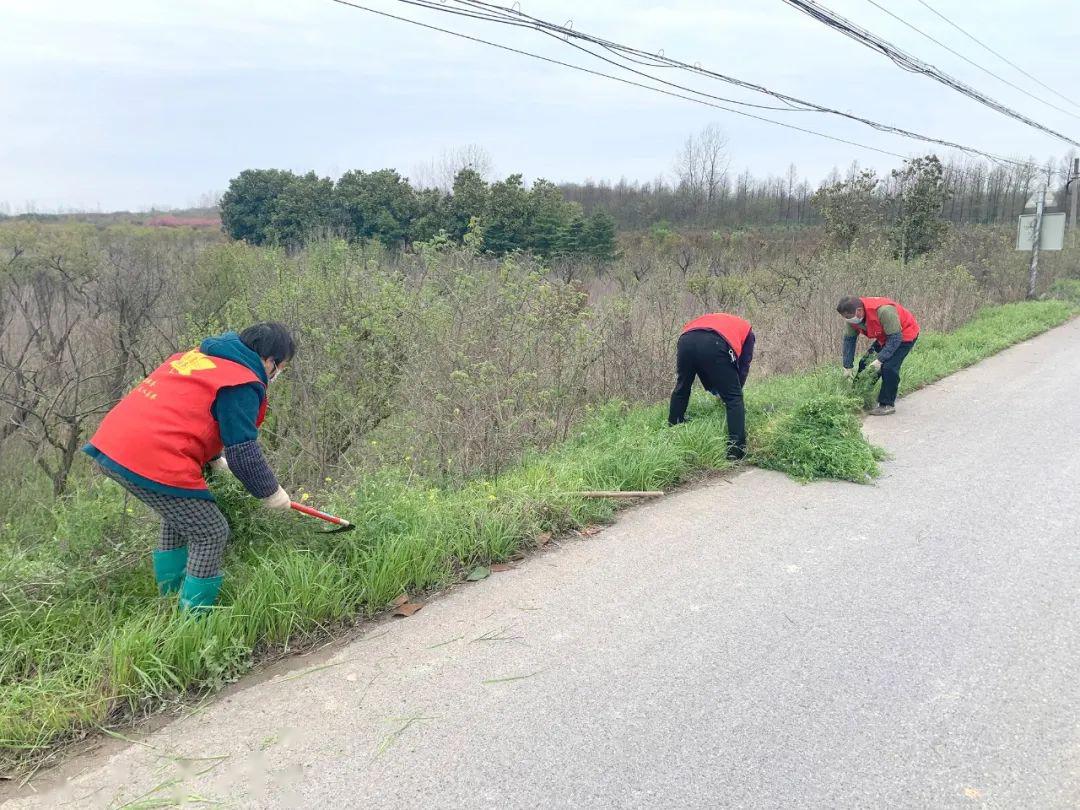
{"left": 9, "top": 320, "right": 1080, "bottom": 809}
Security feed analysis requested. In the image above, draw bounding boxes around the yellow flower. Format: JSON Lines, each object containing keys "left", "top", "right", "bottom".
{"left": 301, "top": 493, "right": 310, "bottom": 502}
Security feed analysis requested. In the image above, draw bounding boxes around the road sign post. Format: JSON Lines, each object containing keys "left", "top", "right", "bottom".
{"left": 1070, "top": 158, "right": 1079, "bottom": 247}
{"left": 1026, "top": 189, "right": 1045, "bottom": 299}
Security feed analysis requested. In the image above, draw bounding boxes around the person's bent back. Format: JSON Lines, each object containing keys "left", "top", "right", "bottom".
{"left": 85, "top": 322, "right": 295, "bottom": 610}
{"left": 669, "top": 312, "right": 755, "bottom": 460}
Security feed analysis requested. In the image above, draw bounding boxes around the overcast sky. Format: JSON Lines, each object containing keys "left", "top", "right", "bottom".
{"left": 2, "top": 0, "right": 1076, "bottom": 212}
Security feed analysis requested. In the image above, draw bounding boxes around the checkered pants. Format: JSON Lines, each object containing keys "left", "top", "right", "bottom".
{"left": 95, "top": 463, "right": 231, "bottom": 578}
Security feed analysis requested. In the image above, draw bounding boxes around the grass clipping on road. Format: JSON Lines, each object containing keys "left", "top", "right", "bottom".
{"left": 0, "top": 299, "right": 1073, "bottom": 770}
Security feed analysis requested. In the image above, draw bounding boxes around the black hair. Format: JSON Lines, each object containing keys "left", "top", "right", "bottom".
{"left": 836, "top": 296, "right": 862, "bottom": 317}
{"left": 239, "top": 322, "right": 296, "bottom": 363}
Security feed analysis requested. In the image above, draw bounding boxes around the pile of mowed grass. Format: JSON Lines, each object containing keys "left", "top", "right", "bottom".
{"left": 0, "top": 299, "right": 1073, "bottom": 771}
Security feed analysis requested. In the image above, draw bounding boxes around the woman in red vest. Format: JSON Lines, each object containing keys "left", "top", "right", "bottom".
{"left": 84, "top": 323, "right": 295, "bottom": 611}
{"left": 836, "top": 296, "right": 920, "bottom": 415}
{"left": 668, "top": 313, "right": 755, "bottom": 460}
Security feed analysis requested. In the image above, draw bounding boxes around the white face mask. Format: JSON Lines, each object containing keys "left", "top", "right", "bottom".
{"left": 844, "top": 316, "right": 863, "bottom": 325}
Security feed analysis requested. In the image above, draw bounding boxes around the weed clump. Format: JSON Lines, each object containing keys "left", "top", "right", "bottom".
{"left": 753, "top": 393, "right": 882, "bottom": 482}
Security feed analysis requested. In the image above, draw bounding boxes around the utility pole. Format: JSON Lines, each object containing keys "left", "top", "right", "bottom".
{"left": 1027, "top": 181, "right": 1046, "bottom": 300}
{"left": 1069, "top": 157, "right": 1079, "bottom": 247}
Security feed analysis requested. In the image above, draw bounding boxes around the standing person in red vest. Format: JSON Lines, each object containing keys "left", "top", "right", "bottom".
{"left": 668, "top": 313, "right": 755, "bottom": 460}
{"left": 836, "top": 295, "right": 920, "bottom": 415}
{"left": 84, "top": 323, "right": 295, "bottom": 611}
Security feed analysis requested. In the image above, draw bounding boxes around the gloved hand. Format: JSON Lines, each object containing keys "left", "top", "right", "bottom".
{"left": 208, "top": 455, "right": 230, "bottom": 475}
{"left": 870, "top": 358, "right": 882, "bottom": 372}
{"left": 842, "top": 367, "right": 855, "bottom": 379}
{"left": 261, "top": 486, "right": 291, "bottom": 510}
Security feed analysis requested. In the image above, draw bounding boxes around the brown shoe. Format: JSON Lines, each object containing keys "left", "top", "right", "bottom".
{"left": 868, "top": 404, "right": 896, "bottom": 416}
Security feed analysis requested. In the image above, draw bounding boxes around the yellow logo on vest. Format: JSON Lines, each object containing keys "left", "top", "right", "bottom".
{"left": 170, "top": 350, "right": 218, "bottom": 376}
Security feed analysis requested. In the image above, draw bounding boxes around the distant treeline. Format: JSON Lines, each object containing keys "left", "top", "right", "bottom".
{"left": 219, "top": 168, "right": 617, "bottom": 261}
{"left": 559, "top": 154, "right": 1073, "bottom": 231}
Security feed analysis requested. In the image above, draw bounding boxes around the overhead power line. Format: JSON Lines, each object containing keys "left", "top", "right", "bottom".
{"left": 327, "top": 0, "right": 907, "bottom": 160}
{"left": 420, "top": 0, "right": 1044, "bottom": 165}
{"left": 330, "top": 0, "right": 1035, "bottom": 167}
{"left": 781, "top": 0, "right": 1079, "bottom": 147}
{"left": 860, "top": 0, "right": 1080, "bottom": 121}
{"left": 912, "top": 0, "right": 1080, "bottom": 112}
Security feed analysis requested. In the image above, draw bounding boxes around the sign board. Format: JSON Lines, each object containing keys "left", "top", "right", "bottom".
{"left": 1016, "top": 212, "right": 1066, "bottom": 251}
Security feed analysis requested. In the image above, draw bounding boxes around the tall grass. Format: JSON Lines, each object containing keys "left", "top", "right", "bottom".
{"left": 0, "top": 299, "right": 1073, "bottom": 771}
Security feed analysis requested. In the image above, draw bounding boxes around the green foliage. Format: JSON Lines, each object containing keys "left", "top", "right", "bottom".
{"left": 267, "top": 171, "right": 334, "bottom": 249}
{"left": 2, "top": 299, "right": 1073, "bottom": 770}
{"left": 219, "top": 166, "right": 617, "bottom": 261}
{"left": 483, "top": 174, "right": 532, "bottom": 255}
{"left": 213, "top": 239, "right": 410, "bottom": 479}
{"left": 447, "top": 169, "right": 490, "bottom": 240}
{"left": 889, "top": 155, "right": 950, "bottom": 261}
{"left": 811, "top": 168, "right": 882, "bottom": 250}
{"left": 334, "top": 168, "right": 419, "bottom": 248}
{"left": 650, "top": 220, "right": 676, "bottom": 244}
{"left": 1047, "top": 277, "right": 1080, "bottom": 305}
{"left": 527, "top": 178, "right": 572, "bottom": 259}
{"left": 585, "top": 209, "right": 618, "bottom": 262}
{"left": 219, "top": 169, "right": 298, "bottom": 244}
{"left": 411, "top": 187, "right": 447, "bottom": 243}
{"left": 753, "top": 390, "right": 882, "bottom": 481}
{"left": 555, "top": 209, "right": 587, "bottom": 258}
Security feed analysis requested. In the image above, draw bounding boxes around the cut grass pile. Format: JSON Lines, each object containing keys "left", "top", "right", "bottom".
{"left": 0, "top": 299, "right": 1073, "bottom": 771}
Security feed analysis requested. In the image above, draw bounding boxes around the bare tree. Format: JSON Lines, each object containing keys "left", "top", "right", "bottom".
{"left": 673, "top": 124, "right": 730, "bottom": 221}
{"left": 0, "top": 266, "right": 115, "bottom": 494}
{"left": 414, "top": 144, "right": 495, "bottom": 192}
{"left": 0, "top": 227, "right": 193, "bottom": 494}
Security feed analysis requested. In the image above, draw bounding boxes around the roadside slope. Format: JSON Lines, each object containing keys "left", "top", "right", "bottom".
{"left": 8, "top": 319, "right": 1080, "bottom": 809}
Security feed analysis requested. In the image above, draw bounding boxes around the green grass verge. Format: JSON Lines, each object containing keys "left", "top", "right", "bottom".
{"left": 0, "top": 299, "right": 1073, "bottom": 771}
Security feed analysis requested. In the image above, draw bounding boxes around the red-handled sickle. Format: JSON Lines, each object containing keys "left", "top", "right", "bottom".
{"left": 290, "top": 501, "right": 355, "bottom": 533}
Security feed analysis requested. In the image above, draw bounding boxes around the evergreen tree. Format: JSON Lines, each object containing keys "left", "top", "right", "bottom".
{"left": 411, "top": 187, "right": 448, "bottom": 243}
{"left": 556, "top": 209, "right": 587, "bottom": 258}
{"left": 483, "top": 174, "right": 532, "bottom": 255}
{"left": 220, "top": 169, "right": 298, "bottom": 245}
{"left": 584, "top": 209, "right": 618, "bottom": 262}
{"left": 528, "top": 179, "right": 571, "bottom": 259}
{"left": 446, "top": 169, "right": 490, "bottom": 241}
{"left": 335, "top": 169, "right": 418, "bottom": 248}
{"left": 267, "top": 172, "right": 335, "bottom": 249}
{"left": 889, "top": 155, "right": 950, "bottom": 261}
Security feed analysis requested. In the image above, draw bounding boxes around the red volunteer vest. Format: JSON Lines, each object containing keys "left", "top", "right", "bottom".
{"left": 856, "top": 297, "right": 920, "bottom": 345}
{"left": 681, "top": 313, "right": 753, "bottom": 358}
{"left": 90, "top": 350, "right": 267, "bottom": 491}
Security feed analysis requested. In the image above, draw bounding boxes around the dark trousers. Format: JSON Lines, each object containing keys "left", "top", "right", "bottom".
{"left": 668, "top": 329, "right": 746, "bottom": 451}
{"left": 875, "top": 338, "right": 916, "bottom": 406}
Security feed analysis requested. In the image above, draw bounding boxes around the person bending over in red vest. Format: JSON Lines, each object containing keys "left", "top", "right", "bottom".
{"left": 84, "top": 323, "right": 295, "bottom": 611}
{"left": 836, "top": 296, "right": 920, "bottom": 416}
{"left": 668, "top": 313, "right": 755, "bottom": 460}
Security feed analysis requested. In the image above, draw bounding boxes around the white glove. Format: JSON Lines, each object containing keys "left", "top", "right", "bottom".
{"left": 869, "top": 358, "right": 882, "bottom": 372}
{"left": 209, "top": 455, "right": 230, "bottom": 475}
{"left": 842, "top": 367, "right": 854, "bottom": 378}
{"left": 261, "top": 486, "right": 291, "bottom": 510}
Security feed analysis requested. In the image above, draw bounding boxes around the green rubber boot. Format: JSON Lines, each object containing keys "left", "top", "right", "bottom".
{"left": 152, "top": 547, "right": 188, "bottom": 595}
{"left": 178, "top": 574, "right": 223, "bottom": 613}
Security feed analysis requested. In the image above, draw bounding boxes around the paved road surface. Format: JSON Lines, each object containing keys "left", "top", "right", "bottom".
{"left": 8, "top": 321, "right": 1080, "bottom": 809}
